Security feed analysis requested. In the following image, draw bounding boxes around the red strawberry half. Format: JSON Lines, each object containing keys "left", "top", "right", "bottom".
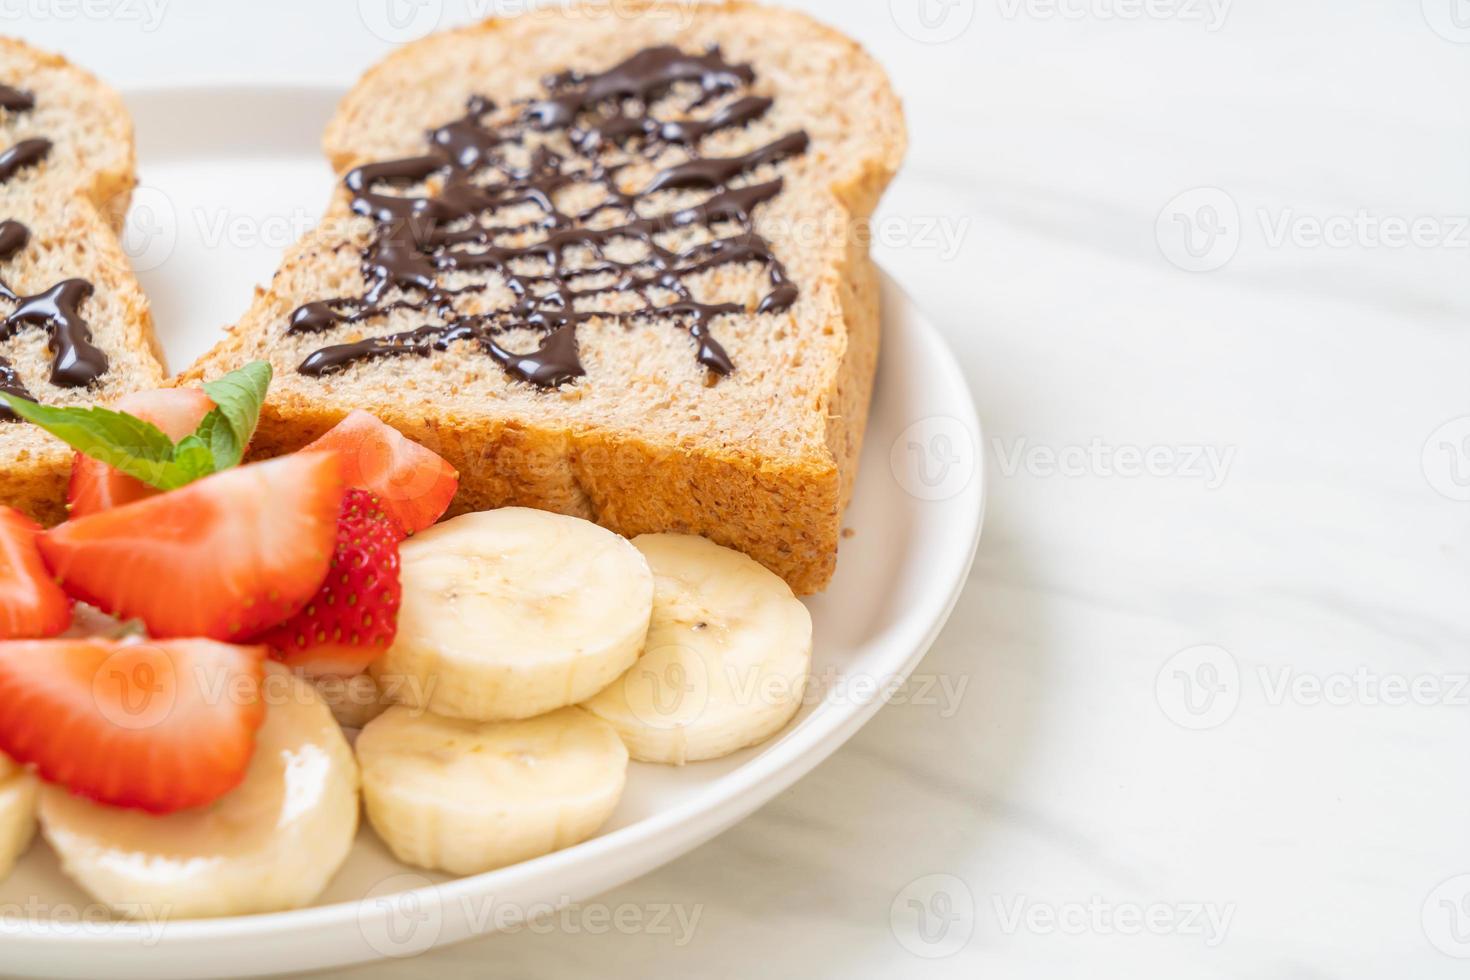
{"left": 0, "top": 636, "right": 267, "bottom": 813}
{"left": 68, "top": 386, "right": 215, "bottom": 518}
{"left": 0, "top": 506, "right": 70, "bottom": 639}
{"left": 254, "top": 488, "right": 403, "bottom": 679}
{"left": 39, "top": 452, "right": 344, "bottom": 640}
{"left": 303, "top": 410, "right": 458, "bottom": 534}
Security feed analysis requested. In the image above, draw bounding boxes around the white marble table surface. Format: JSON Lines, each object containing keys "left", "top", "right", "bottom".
{"left": 15, "top": 0, "right": 1470, "bottom": 975}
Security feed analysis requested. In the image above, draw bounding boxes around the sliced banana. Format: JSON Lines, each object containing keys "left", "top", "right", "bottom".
{"left": 372, "top": 508, "right": 654, "bottom": 721}
{"left": 582, "top": 533, "right": 813, "bottom": 764}
{"left": 357, "top": 705, "right": 627, "bottom": 875}
{"left": 39, "top": 665, "right": 360, "bottom": 918}
{"left": 0, "top": 751, "right": 37, "bottom": 881}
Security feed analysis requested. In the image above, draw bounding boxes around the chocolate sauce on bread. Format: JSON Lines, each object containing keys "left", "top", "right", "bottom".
{"left": 0, "top": 138, "right": 51, "bottom": 184}
{"left": 290, "top": 45, "right": 809, "bottom": 388}
{"left": 0, "top": 85, "right": 109, "bottom": 420}
{"left": 0, "top": 85, "right": 34, "bottom": 112}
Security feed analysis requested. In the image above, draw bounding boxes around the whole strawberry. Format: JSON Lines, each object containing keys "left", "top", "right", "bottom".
{"left": 255, "top": 488, "right": 403, "bottom": 678}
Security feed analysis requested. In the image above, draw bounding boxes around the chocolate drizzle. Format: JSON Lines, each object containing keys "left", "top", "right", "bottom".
{"left": 290, "top": 45, "right": 809, "bottom": 387}
{"left": 0, "top": 277, "right": 107, "bottom": 387}
{"left": 0, "top": 85, "right": 108, "bottom": 421}
{"left": 0, "top": 82, "right": 49, "bottom": 183}
{"left": 0, "top": 138, "right": 50, "bottom": 183}
{"left": 0, "top": 84, "right": 34, "bottom": 112}
{"left": 0, "top": 218, "right": 33, "bottom": 422}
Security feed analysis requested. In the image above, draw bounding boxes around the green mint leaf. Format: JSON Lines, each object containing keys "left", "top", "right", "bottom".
{"left": 186, "top": 409, "right": 239, "bottom": 473}
{"left": 166, "top": 435, "right": 219, "bottom": 489}
{"left": 199, "top": 361, "right": 271, "bottom": 469}
{"left": 0, "top": 362, "right": 274, "bottom": 497}
{"left": 0, "top": 394, "right": 180, "bottom": 490}
{"left": 184, "top": 404, "right": 247, "bottom": 473}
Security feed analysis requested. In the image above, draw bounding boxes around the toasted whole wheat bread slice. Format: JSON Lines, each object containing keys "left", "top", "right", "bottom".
{"left": 184, "top": 2, "right": 905, "bottom": 593}
{"left": 0, "top": 38, "right": 164, "bottom": 525}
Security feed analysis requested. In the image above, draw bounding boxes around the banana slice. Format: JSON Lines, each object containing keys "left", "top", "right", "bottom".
{"left": 372, "top": 508, "right": 654, "bottom": 721}
{"left": 357, "top": 705, "right": 627, "bottom": 875}
{"left": 0, "top": 751, "right": 37, "bottom": 881}
{"left": 581, "top": 533, "right": 813, "bottom": 764}
{"left": 39, "top": 665, "right": 360, "bottom": 918}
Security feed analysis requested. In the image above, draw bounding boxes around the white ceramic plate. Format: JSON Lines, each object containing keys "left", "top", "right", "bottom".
{"left": 0, "top": 87, "right": 984, "bottom": 978}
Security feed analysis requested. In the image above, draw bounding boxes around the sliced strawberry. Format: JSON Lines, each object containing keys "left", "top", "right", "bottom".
{"left": 0, "top": 507, "right": 70, "bottom": 638}
{"left": 39, "top": 453, "right": 344, "bottom": 641}
{"left": 254, "top": 489, "right": 403, "bottom": 679}
{"left": 67, "top": 386, "right": 215, "bottom": 518}
{"left": 0, "top": 636, "right": 266, "bottom": 813}
{"left": 303, "top": 410, "right": 458, "bottom": 534}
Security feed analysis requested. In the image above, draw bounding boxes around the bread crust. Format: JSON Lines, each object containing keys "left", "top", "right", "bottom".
{"left": 0, "top": 37, "right": 136, "bottom": 224}
{"left": 186, "top": 2, "right": 904, "bottom": 593}
{"left": 0, "top": 38, "right": 162, "bottom": 525}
